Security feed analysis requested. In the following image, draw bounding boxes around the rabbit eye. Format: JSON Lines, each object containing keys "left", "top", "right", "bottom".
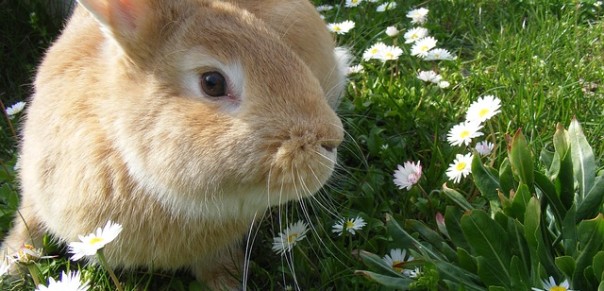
{"left": 200, "top": 71, "right": 226, "bottom": 97}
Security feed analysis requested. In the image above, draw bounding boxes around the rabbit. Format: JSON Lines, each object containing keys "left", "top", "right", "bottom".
{"left": 1, "top": 0, "right": 349, "bottom": 289}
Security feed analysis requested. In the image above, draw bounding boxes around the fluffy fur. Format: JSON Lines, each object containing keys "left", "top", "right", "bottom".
{"left": 2, "top": 0, "right": 347, "bottom": 289}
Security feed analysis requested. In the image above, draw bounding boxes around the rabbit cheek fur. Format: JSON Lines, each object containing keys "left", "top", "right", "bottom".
{"left": 2, "top": 0, "right": 346, "bottom": 288}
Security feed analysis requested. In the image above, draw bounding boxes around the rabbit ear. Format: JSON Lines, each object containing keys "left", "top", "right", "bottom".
{"left": 77, "top": 0, "right": 147, "bottom": 33}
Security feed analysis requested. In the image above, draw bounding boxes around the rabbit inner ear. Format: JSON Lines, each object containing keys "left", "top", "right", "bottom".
{"left": 77, "top": 0, "right": 145, "bottom": 34}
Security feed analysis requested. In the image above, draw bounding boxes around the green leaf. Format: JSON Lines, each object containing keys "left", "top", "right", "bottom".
{"left": 524, "top": 197, "right": 559, "bottom": 278}
{"left": 354, "top": 270, "right": 414, "bottom": 288}
{"left": 407, "top": 219, "right": 457, "bottom": 261}
{"left": 577, "top": 175, "right": 604, "bottom": 221}
{"left": 508, "top": 129, "right": 535, "bottom": 194}
{"left": 434, "top": 261, "right": 484, "bottom": 291}
{"left": 501, "top": 183, "right": 532, "bottom": 222}
{"left": 488, "top": 286, "right": 506, "bottom": 291}
{"left": 445, "top": 206, "right": 470, "bottom": 251}
{"left": 471, "top": 153, "right": 501, "bottom": 212}
{"left": 499, "top": 159, "right": 515, "bottom": 198}
{"left": 574, "top": 214, "right": 604, "bottom": 290}
{"left": 553, "top": 123, "right": 575, "bottom": 208}
{"left": 386, "top": 214, "right": 442, "bottom": 260}
{"left": 534, "top": 170, "right": 566, "bottom": 221}
{"left": 456, "top": 247, "right": 477, "bottom": 273}
{"left": 562, "top": 206, "right": 578, "bottom": 255}
{"left": 569, "top": 118, "right": 597, "bottom": 204}
{"left": 442, "top": 184, "right": 474, "bottom": 211}
{"left": 593, "top": 251, "right": 604, "bottom": 282}
{"left": 555, "top": 256, "right": 576, "bottom": 279}
{"left": 510, "top": 256, "right": 531, "bottom": 290}
{"left": 461, "top": 210, "right": 511, "bottom": 286}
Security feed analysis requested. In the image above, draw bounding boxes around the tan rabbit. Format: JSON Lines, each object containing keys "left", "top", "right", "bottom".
{"left": 2, "top": 0, "right": 348, "bottom": 289}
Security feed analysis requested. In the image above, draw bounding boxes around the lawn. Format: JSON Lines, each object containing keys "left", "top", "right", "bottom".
{"left": 0, "top": 0, "right": 603, "bottom": 290}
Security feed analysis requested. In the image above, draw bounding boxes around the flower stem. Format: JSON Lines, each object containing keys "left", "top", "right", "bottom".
{"left": 96, "top": 249, "right": 124, "bottom": 291}
{"left": 26, "top": 263, "right": 43, "bottom": 287}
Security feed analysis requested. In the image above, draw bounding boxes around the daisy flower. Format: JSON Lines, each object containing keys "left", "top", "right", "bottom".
{"left": 68, "top": 220, "right": 123, "bottom": 261}
{"left": 404, "top": 27, "right": 429, "bottom": 43}
{"left": 411, "top": 36, "right": 437, "bottom": 58}
{"left": 11, "top": 244, "right": 50, "bottom": 264}
{"left": 347, "top": 64, "right": 364, "bottom": 75}
{"left": 376, "top": 2, "right": 397, "bottom": 12}
{"left": 406, "top": 7, "right": 429, "bottom": 24}
{"left": 438, "top": 80, "right": 451, "bottom": 88}
{"left": 531, "top": 276, "right": 575, "bottom": 291}
{"left": 362, "top": 42, "right": 387, "bottom": 61}
{"left": 393, "top": 161, "right": 422, "bottom": 190}
{"left": 383, "top": 249, "right": 414, "bottom": 273}
{"left": 36, "top": 271, "right": 90, "bottom": 291}
{"left": 446, "top": 153, "right": 474, "bottom": 183}
{"left": 5, "top": 101, "right": 26, "bottom": 118}
{"left": 345, "top": 0, "right": 363, "bottom": 7}
{"left": 475, "top": 141, "right": 494, "bottom": 156}
{"left": 332, "top": 216, "right": 366, "bottom": 236}
{"left": 377, "top": 45, "right": 403, "bottom": 62}
{"left": 447, "top": 121, "right": 484, "bottom": 147}
{"left": 403, "top": 267, "right": 422, "bottom": 278}
{"left": 417, "top": 70, "right": 442, "bottom": 83}
{"left": 327, "top": 20, "right": 355, "bottom": 35}
{"left": 272, "top": 220, "right": 309, "bottom": 255}
{"left": 0, "top": 258, "right": 11, "bottom": 277}
{"left": 315, "top": 4, "right": 334, "bottom": 12}
{"left": 385, "top": 26, "right": 399, "bottom": 37}
{"left": 465, "top": 95, "right": 502, "bottom": 123}
{"left": 424, "top": 48, "right": 457, "bottom": 61}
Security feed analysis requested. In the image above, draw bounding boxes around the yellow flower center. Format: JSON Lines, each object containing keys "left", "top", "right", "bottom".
{"left": 345, "top": 221, "right": 355, "bottom": 229}
{"left": 391, "top": 260, "right": 403, "bottom": 273}
{"left": 333, "top": 26, "right": 341, "bottom": 32}
{"left": 287, "top": 234, "right": 298, "bottom": 243}
{"left": 550, "top": 287, "right": 567, "bottom": 291}
{"left": 456, "top": 162, "right": 467, "bottom": 171}
{"left": 352, "top": 0, "right": 359, "bottom": 3}
{"left": 479, "top": 108, "right": 490, "bottom": 118}
{"left": 89, "top": 237, "right": 104, "bottom": 245}
{"left": 420, "top": 45, "right": 429, "bottom": 52}
{"left": 370, "top": 48, "right": 379, "bottom": 54}
{"left": 459, "top": 130, "right": 470, "bottom": 139}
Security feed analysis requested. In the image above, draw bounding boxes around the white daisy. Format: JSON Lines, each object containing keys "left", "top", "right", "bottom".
{"left": 332, "top": 216, "right": 367, "bottom": 236}
{"left": 383, "top": 249, "right": 414, "bottom": 273}
{"left": 0, "top": 257, "right": 11, "bottom": 277}
{"left": 465, "top": 95, "right": 502, "bottom": 123}
{"left": 5, "top": 101, "right": 26, "bottom": 118}
{"left": 362, "top": 42, "right": 388, "bottom": 61}
{"left": 315, "top": 4, "right": 334, "bottom": 12}
{"left": 438, "top": 80, "right": 451, "bottom": 88}
{"left": 417, "top": 70, "right": 442, "bottom": 83}
{"left": 447, "top": 121, "right": 483, "bottom": 147}
{"left": 327, "top": 20, "right": 355, "bottom": 35}
{"left": 531, "top": 276, "right": 575, "bottom": 291}
{"left": 376, "top": 2, "right": 397, "bottom": 12}
{"left": 393, "top": 161, "right": 422, "bottom": 190}
{"left": 403, "top": 267, "right": 422, "bottom": 278}
{"left": 404, "top": 27, "right": 428, "bottom": 43}
{"left": 378, "top": 45, "right": 403, "bottom": 62}
{"left": 68, "top": 221, "right": 123, "bottom": 261}
{"left": 345, "top": 0, "right": 363, "bottom": 7}
{"left": 36, "top": 271, "right": 90, "bottom": 291}
{"left": 475, "top": 141, "right": 494, "bottom": 156}
{"left": 424, "top": 48, "right": 457, "bottom": 61}
{"left": 11, "top": 244, "right": 48, "bottom": 264}
{"left": 446, "top": 153, "right": 474, "bottom": 183}
{"left": 385, "top": 26, "right": 399, "bottom": 37}
{"left": 272, "top": 220, "right": 309, "bottom": 255}
{"left": 347, "top": 64, "right": 364, "bottom": 75}
{"left": 406, "top": 7, "right": 429, "bottom": 24}
{"left": 411, "top": 36, "right": 437, "bottom": 58}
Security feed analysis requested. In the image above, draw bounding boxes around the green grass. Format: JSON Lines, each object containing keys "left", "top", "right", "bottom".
{"left": 1, "top": 0, "right": 603, "bottom": 290}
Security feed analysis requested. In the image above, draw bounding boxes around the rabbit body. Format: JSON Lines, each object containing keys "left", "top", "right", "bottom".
{"left": 2, "top": 0, "right": 347, "bottom": 288}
